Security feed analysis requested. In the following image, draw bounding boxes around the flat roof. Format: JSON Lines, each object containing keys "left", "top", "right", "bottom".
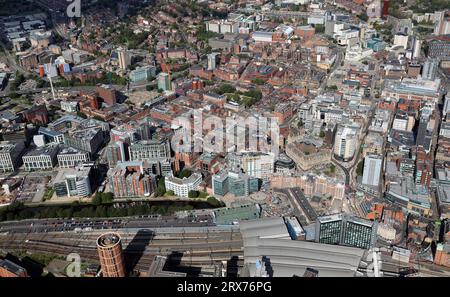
{"left": 97, "top": 233, "right": 121, "bottom": 248}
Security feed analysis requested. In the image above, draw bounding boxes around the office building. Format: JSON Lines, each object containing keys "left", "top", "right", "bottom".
{"left": 53, "top": 166, "right": 92, "bottom": 198}
{"left": 117, "top": 48, "right": 130, "bottom": 70}
{"left": 382, "top": 77, "right": 442, "bottom": 103}
{"left": 422, "top": 59, "right": 438, "bottom": 80}
{"left": 129, "top": 65, "right": 156, "bottom": 83}
{"left": 234, "top": 153, "right": 275, "bottom": 180}
{"left": 22, "top": 145, "right": 60, "bottom": 171}
{"left": 315, "top": 214, "right": 378, "bottom": 250}
{"left": 212, "top": 170, "right": 260, "bottom": 197}
{"left": 434, "top": 12, "right": 450, "bottom": 35}
{"left": 393, "top": 33, "right": 408, "bottom": 49}
{"left": 108, "top": 162, "right": 157, "bottom": 198}
{"left": 64, "top": 127, "right": 105, "bottom": 155}
{"left": 165, "top": 173, "right": 202, "bottom": 197}
{"left": 157, "top": 72, "right": 171, "bottom": 91}
{"left": 57, "top": 147, "right": 90, "bottom": 168}
{"left": 0, "top": 141, "right": 25, "bottom": 172}
{"left": 129, "top": 139, "right": 171, "bottom": 162}
{"left": 333, "top": 126, "right": 357, "bottom": 161}
{"left": 97, "top": 233, "right": 126, "bottom": 277}
{"left": 207, "top": 53, "right": 219, "bottom": 70}
{"left": 427, "top": 39, "right": 450, "bottom": 60}
{"left": 38, "top": 127, "right": 65, "bottom": 144}
{"left": 362, "top": 155, "right": 383, "bottom": 187}
{"left": 96, "top": 85, "right": 117, "bottom": 106}
{"left": 0, "top": 72, "right": 8, "bottom": 89}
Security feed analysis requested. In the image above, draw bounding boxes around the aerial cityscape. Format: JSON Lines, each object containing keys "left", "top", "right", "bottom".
{"left": 0, "top": 0, "right": 449, "bottom": 280}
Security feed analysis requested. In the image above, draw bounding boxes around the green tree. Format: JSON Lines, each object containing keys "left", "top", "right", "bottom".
{"left": 166, "top": 190, "right": 175, "bottom": 196}
{"left": 188, "top": 190, "right": 199, "bottom": 198}
{"left": 92, "top": 193, "right": 102, "bottom": 205}
{"left": 251, "top": 78, "right": 265, "bottom": 85}
{"left": 217, "top": 83, "right": 236, "bottom": 95}
{"left": 356, "top": 160, "right": 364, "bottom": 176}
{"left": 155, "top": 177, "right": 166, "bottom": 197}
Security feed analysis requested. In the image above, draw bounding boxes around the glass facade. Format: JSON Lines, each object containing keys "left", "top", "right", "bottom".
{"left": 317, "top": 215, "right": 376, "bottom": 250}
{"left": 213, "top": 176, "right": 228, "bottom": 196}
{"left": 341, "top": 221, "right": 373, "bottom": 249}
{"left": 54, "top": 181, "right": 68, "bottom": 197}
{"left": 318, "top": 220, "right": 342, "bottom": 245}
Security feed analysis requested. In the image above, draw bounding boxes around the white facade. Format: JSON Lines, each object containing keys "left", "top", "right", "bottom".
{"left": 57, "top": 150, "right": 90, "bottom": 168}
{"left": 393, "top": 34, "right": 408, "bottom": 49}
{"left": 0, "top": 141, "right": 24, "bottom": 172}
{"left": 61, "top": 101, "right": 79, "bottom": 113}
{"left": 241, "top": 153, "right": 275, "bottom": 180}
{"left": 22, "top": 146, "right": 59, "bottom": 171}
{"left": 165, "top": 173, "right": 202, "bottom": 197}
{"left": 334, "top": 127, "right": 357, "bottom": 161}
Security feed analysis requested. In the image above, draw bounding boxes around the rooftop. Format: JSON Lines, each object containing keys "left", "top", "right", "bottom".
{"left": 97, "top": 233, "right": 121, "bottom": 248}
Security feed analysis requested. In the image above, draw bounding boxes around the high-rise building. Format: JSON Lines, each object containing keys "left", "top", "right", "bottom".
{"left": 157, "top": 72, "right": 171, "bottom": 91}
{"left": 117, "top": 48, "right": 130, "bottom": 70}
{"left": 412, "top": 37, "right": 422, "bottom": 59}
{"left": 427, "top": 39, "right": 450, "bottom": 60}
{"left": 207, "top": 53, "right": 219, "bottom": 70}
{"left": 362, "top": 155, "right": 383, "bottom": 187}
{"left": 434, "top": 12, "right": 450, "bottom": 36}
{"left": 315, "top": 214, "right": 378, "bottom": 250}
{"left": 97, "top": 233, "right": 126, "bottom": 277}
{"left": 333, "top": 126, "right": 357, "bottom": 161}
{"left": 422, "top": 59, "right": 438, "bottom": 80}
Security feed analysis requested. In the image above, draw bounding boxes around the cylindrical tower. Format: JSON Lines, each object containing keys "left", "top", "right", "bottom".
{"left": 97, "top": 233, "right": 126, "bottom": 277}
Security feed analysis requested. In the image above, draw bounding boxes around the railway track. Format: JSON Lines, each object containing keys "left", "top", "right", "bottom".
{"left": 0, "top": 230, "right": 244, "bottom": 274}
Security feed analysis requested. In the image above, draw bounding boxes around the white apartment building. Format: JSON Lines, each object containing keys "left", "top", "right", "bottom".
{"left": 165, "top": 173, "right": 202, "bottom": 198}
